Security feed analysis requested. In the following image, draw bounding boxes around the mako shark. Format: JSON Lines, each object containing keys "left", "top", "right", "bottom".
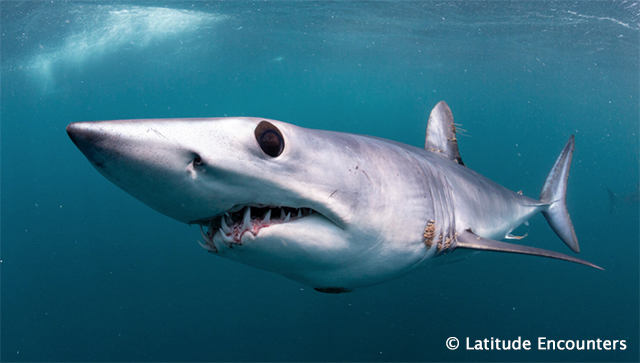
{"left": 67, "top": 101, "right": 601, "bottom": 293}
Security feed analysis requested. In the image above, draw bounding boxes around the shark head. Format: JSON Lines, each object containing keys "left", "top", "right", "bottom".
{"left": 67, "top": 117, "right": 433, "bottom": 292}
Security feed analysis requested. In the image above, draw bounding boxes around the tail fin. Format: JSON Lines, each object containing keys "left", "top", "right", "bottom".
{"left": 539, "top": 136, "right": 579, "bottom": 253}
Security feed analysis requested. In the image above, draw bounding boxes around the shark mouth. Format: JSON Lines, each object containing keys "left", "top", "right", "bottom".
{"left": 197, "top": 205, "right": 317, "bottom": 252}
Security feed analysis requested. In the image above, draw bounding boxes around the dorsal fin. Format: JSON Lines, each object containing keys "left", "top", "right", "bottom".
{"left": 425, "top": 101, "right": 465, "bottom": 166}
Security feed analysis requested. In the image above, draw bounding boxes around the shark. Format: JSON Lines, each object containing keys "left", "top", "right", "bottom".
{"left": 67, "top": 101, "right": 601, "bottom": 293}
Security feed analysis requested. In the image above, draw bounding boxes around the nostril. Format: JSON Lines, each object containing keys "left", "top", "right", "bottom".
{"left": 193, "top": 155, "right": 203, "bottom": 166}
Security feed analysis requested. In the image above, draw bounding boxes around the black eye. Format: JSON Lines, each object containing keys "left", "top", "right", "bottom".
{"left": 254, "top": 121, "right": 284, "bottom": 157}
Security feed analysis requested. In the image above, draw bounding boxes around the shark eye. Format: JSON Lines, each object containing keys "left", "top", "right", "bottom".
{"left": 255, "top": 121, "right": 284, "bottom": 157}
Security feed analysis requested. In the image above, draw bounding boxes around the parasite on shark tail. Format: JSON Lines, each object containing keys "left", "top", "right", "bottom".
{"left": 539, "top": 135, "right": 579, "bottom": 253}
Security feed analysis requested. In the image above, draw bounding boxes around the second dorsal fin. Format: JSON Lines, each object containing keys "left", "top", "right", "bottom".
{"left": 425, "top": 101, "right": 465, "bottom": 166}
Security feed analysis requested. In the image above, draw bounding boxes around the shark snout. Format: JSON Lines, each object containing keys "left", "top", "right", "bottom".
{"left": 67, "top": 122, "right": 93, "bottom": 152}
{"left": 67, "top": 122, "right": 111, "bottom": 169}
{"left": 66, "top": 119, "right": 242, "bottom": 224}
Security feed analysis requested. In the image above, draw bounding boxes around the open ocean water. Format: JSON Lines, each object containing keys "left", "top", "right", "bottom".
{"left": 1, "top": 1, "right": 638, "bottom": 362}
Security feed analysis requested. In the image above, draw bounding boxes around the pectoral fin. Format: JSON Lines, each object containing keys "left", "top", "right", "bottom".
{"left": 455, "top": 230, "right": 602, "bottom": 270}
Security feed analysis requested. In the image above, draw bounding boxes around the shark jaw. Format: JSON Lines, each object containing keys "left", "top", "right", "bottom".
{"left": 194, "top": 203, "right": 362, "bottom": 292}
{"left": 196, "top": 205, "right": 319, "bottom": 251}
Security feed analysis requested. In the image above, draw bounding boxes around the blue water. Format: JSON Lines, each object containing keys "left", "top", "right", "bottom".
{"left": 2, "top": 1, "right": 638, "bottom": 362}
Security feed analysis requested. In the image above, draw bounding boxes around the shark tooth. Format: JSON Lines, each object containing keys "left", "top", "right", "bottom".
{"left": 220, "top": 228, "right": 234, "bottom": 243}
{"left": 297, "top": 209, "right": 302, "bottom": 218}
{"left": 242, "top": 206, "right": 252, "bottom": 230}
{"left": 199, "top": 225, "right": 211, "bottom": 243}
{"left": 220, "top": 216, "right": 232, "bottom": 234}
{"left": 263, "top": 209, "right": 272, "bottom": 222}
{"left": 197, "top": 239, "right": 217, "bottom": 253}
{"left": 284, "top": 212, "right": 291, "bottom": 222}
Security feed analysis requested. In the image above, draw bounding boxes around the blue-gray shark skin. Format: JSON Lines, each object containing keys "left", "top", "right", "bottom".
{"left": 67, "top": 101, "right": 601, "bottom": 293}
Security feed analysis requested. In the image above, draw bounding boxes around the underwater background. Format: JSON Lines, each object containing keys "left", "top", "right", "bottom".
{"left": 1, "top": 1, "right": 638, "bottom": 362}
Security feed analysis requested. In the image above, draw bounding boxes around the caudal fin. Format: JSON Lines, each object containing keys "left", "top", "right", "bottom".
{"left": 539, "top": 136, "right": 579, "bottom": 253}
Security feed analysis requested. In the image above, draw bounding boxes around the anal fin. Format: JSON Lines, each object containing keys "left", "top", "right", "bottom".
{"left": 455, "top": 230, "right": 602, "bottom": 270}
